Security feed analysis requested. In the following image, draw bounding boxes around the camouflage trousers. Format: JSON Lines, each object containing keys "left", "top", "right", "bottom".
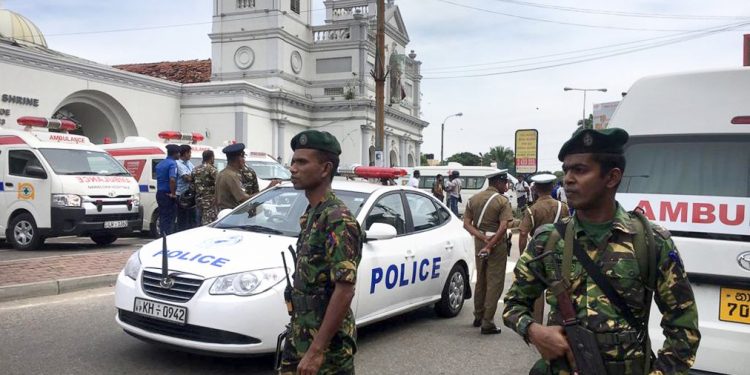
{"left": 530, "top": 353, "right": 648, "bottom": 375}
{"left": 196, "top": 197, "right": 217, "bottom": 225}
{"left": 279, "top": 311, "right": 356, "bottom": 375}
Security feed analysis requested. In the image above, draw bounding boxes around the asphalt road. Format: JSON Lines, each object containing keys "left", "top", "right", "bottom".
{"left": 0, "top": 272, "right": 539, "bottom": 374}
{"left": 0, "top": 235, "right": 153, "bottom": 262}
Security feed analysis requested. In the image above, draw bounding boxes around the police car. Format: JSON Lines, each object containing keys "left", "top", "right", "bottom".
{"left": 114, "top": 166, "right": 474, "bottom": 355}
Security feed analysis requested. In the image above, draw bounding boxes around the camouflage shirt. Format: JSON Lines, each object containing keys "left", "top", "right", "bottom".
{"left": 282, "top": 190, "right": 363, "bottom": 373}
{"left": 239, "top": 165, "right": 259, "bottom": 196}
{"left": 503, "top": 204, "right": 700, "bottom": 375}
{"left": 192, "top": 162, "right": 217, "bottom": 202}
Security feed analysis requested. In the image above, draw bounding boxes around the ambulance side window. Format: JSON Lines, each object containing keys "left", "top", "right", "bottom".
{"left": 8, "top": 150, "right": 45, "bottom": 178}
{"left": 151, "top": 159, "right": 165, "bottom": 179}
{"left": 366, "top": 193, "right": 406, "bottom": 235}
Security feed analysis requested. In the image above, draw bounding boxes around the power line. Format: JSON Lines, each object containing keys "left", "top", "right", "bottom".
{"left": 422, "top": 20, "right": 750, "bottom": 79}
{"left": 488, "top": 0, "right": 750, "bottom": 20}
{"left": 434, "top": 0, "right": 731, "bottom": 32}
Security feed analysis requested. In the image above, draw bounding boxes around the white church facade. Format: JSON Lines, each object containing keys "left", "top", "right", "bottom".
{"left": 0, "top": 0, "right": 427, "bottom": 167}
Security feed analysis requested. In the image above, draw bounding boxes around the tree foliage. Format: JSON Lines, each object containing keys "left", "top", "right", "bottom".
{"left": 446, "top": 152, "right": 481, "bottom": 166}
{"left": 480, "top": 146, "right": 516, "bottom": 175}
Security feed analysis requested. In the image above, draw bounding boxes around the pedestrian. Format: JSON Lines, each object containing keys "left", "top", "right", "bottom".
{"left": 462, "top": 170, "right": 513, "bottom": 335}
{"left": 279, "top": 130, "right": 363, "bottom": 374}
{"left": 408, "top": 170, "right": 420, "bottom": 188}
{"left": 514, "top": 175, "right": 530, "bottom": 211}
{"left": 445, "top": 170, "right": 463, "bottom": 216}
{"left": 154, "top": 144, "right": 180, "bottom": 235}
{"left": 215, "top": 143, "right": 252, "bottom": 211}
{"left": 503, "top": 127, "right": 700, "bottom": 374}
{"left": 175, "top": 144, "right": 196, "bottom": 232}
{"left": 193, "top": 149, "right": 218, "bottom": 225}
{"left": 431, "top": 173, "right": 445, "bottom": 202}
{"left": 517, "top": 173, "right": 570, "bottom": 324}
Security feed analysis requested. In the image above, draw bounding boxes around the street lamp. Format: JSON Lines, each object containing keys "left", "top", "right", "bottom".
{"left": 440, "top": 112, "right": 463, "bottom": 162}
{"left": 563, "top": 87, "right": 607, "bottom": 129}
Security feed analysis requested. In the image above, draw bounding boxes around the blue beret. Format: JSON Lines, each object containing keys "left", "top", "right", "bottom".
{"left": 222, "top": 143, "right": 246, "bottom": 155}
{"left": 290, "top": 130, "right": 341, "bottom": 155}
{"left": 558, "top": 127, "right": 629, "bottom": 161}
{"left": 165, "top": 144, "right": 180, "bottom": 155}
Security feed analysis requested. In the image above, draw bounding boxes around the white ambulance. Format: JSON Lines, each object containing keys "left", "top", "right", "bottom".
{"left": 0, "top": 117, "right": 141, "bottom": 250}
{"left": 244, "top": 151, "right": 290, "bottom": 190}
{"left": 610, "top": 67, "right": 750, "bottom": 374}
{"left": 100, "top": 131, "right": 226, "bottom": 238}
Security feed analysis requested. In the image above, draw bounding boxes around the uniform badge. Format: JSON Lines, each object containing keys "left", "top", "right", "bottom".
{"left": 299, "top": 134, "right": 308, "bottom": 146}
{"left": 582, "top": 133, "right": 594, "bottom": 146}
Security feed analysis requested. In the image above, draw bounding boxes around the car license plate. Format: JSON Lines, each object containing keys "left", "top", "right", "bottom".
{"left": 133, "top": 297, "right": 187, "bottom": 325}
{"left": 719, "top": 287, "right": 750, "bottom": 325}
{"left": 104, "top": 220, "right": 127, "bottom": 229}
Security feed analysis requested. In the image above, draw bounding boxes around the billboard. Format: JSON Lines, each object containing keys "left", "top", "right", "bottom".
{"left": 515, "top": 129, "right": 538, "bottom": 174}
{"left": 593, "top": 101, "right": 620, "bottom": 129}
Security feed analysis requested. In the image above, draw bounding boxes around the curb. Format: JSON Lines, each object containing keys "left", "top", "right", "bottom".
{"left": 0, "top": 273, "right": 118, "bottom": 303}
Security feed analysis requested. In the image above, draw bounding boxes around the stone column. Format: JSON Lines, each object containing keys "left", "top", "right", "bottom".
{"left": 415, "top": 140, "right": 422, "bottom": 166}
{"left": 360, "top": 124, "right": 371, "bottom": 165}
{"left": 273, "top": 119, "right": 287, "bottom": 163}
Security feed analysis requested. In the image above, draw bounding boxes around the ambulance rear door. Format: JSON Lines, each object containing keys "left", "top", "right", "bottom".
{"left": 4, "top": 147, "right": 52, "bottom": 229}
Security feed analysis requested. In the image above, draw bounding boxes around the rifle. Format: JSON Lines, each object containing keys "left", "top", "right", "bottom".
{"left": 274, "top": 250, "right": 294, "bottom": 371}
{"left": 527, "top": 251, "right": 607, "bottom": 375}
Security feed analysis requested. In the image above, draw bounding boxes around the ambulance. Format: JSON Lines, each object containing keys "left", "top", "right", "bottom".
{"left": 610, "top": 67, "right": 750, "bottom": 374}
{"left": 0, "top": 117, "right": 141, "bottom": 250}
{"left": 100, "top": 132, "right": 226, "bottom": 238}
{"left": 244, "top": 151, "right": 290, "bottom": 190}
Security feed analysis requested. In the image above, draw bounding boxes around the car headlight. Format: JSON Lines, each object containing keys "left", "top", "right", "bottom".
{"left": 123, "top": 252, "right": 142, "bottom": 280}
{"left": 51, "top": 194, "right": 82, "bottom": 207}
{"left": 131, "top": 195, "right": 140, "bottom": 207}
{"left": 209, "top": 268, "right": 286, "bottom": 296}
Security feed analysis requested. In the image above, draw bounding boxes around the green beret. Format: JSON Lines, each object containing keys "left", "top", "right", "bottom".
{"left": 290, "top": 130, "right": 341, "bottom": 155}
{"left": 558, "top": 127, "right": 629, "bottom": 161}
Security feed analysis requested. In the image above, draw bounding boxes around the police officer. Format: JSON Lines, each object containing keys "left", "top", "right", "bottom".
{"left": 176, "top": 144, "right": 196, "bottom": 231}
{"left": 192, "top": 149, "right": 218, "bottom": 225}
{"left": 154, "top": 144, "right": 180, "bottom": 235}
{"left": 503, "top": 128, "right": 700, "bottom": 374}
{"left": 518, "top": 173, "right": 570, "bottom": 324}
{"left": 215, "top": 143, "right": 251, "bottom": 211}
{"left": 462, "top": 170, "right": 513, "bottom": 334}
{"left": 279, "top": 130, "right": 362, "bottom": 375}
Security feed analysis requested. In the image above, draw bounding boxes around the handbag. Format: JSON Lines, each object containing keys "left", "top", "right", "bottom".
{"left": 178, "top": 188, "right": 196, "bottom": 209}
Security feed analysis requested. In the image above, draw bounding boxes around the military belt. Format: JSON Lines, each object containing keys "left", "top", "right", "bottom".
{"left": 291, "top": 294, "right": 329, "bottom": 313}
{"left": 595, "top": 330, "right": 640, "bottom": 345}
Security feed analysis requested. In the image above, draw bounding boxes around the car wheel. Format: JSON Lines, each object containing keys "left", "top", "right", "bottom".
{"left": 90, "top": 234, "right": 118, "bottom": 246}
{"left": 435, "top": 264, "right": 467, "bottom": 318}
{"left": 8, "top": 213, "right": 44, "bottom": 250}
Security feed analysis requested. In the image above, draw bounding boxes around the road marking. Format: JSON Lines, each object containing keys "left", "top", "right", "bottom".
{"left": 0, "top": 290, "right": 114, "bottom": 311}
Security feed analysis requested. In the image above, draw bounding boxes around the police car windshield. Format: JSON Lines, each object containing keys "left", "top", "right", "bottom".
{"left": 213, "top": 187, "right": 369, "bottom": 236}
{"left": 39, "top": 149, "right": 130, "bottom": 176}
{"left": 246, "top": 160, "right": 291, "bottom": 180}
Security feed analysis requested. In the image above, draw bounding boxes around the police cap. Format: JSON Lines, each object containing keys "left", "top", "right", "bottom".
{"left": 290, "top": 130, "right": 341, "bottom": 155}
{"left": 222, "top": 143, "right": 246, "bottom": 156}
{"left": 486, "top": 169, "right": 508, "bottom": 181}
{"left": 165, "top": 144, "right": 180, "bottom": 155}
{"left": 557, "top": 127, "right": 629, "bottom": 161}
{"left": 530, "top": 173, "right": 557, "bottom": 185}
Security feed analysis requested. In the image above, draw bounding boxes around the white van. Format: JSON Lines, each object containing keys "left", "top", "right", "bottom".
{"left": 244, "top": 151, "right": 290, "bottom": 190}
{"left": 610, "top": 67, "right": 750, "bottom": 374}
{"left": 101, "top": 132, "right": 226, "bottom": 237}
{"left": 404, "top": 164, "right": 518, "bottom": 215}
{"left": 0, "top": 117, "right": 141, "bottom": 250}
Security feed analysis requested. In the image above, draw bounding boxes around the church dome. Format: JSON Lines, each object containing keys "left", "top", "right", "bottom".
{"left": 0, "top": 9, "right": 47, "bottom": 48}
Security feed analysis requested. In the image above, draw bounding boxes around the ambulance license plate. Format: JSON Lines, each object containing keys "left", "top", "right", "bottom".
{"left": 104, "top": 220, "right": 127, "bottom": 229}
{"left": 719, "top": 287, "right": 750, "bottom": 324}
{"left": 133, "top": 298, "right": 187, "bottom": 325}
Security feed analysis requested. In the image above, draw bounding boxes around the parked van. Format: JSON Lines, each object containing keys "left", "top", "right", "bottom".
{"left": 100, "top": 132, "right": 226, "bottom": 237}
{"left": 404, "top": 164, "right": 518, "bottom": 215}
{"left": 610, "top": 67, "right": 750, "bottom": 374}
{"left": 244, "top": 151, "right": 290, "bottom": 190}
{"left": 0, "top": 117, "right": 141, "bottom": 250}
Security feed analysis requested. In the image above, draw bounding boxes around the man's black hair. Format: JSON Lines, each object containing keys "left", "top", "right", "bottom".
{"left": 316, "top": 150, "right": 340, "bottom": 182}
{"left": 535, "top": 182, "right": 553, "bottom": 194}
{"left": 227, "top": 153, "right": 244, "bottom": 164}
{"left": 591, "top": 153, "right": 626, "bottom": 187}
{"left": 488, "top": 175, "right": 507, "bottom": 185}
{"left": 414, "top": 170, "right": 420, "bottom": 178}
{"left": 202, "top": 149, "right": 214, "bottom": 162}
{"left": 179, "top": 144, "right": 192, "bottom": 156}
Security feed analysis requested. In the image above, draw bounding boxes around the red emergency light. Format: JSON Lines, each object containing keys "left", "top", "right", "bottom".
{"left": 158, "top": 131, "right": 205, "bottom": 144}
{"left": 339, "top": 166, "right": 407, "bottom": 179}
{"left": 17, "top": 116, "right": 77, "bottom": 131}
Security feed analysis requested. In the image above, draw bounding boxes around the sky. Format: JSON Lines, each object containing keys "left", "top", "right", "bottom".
{"left": 4, "top": 0, "right": 750, "bottom": 171}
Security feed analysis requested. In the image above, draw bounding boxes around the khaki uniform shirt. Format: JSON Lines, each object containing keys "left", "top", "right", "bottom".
{"left": 519, "top": 195, "right": 569, "bottom": 235}
{"left": 465, "top": 186, "right": 513, "bottom": 233}
{"left": 215, "top": 165, "right": 250, "bottom": 210}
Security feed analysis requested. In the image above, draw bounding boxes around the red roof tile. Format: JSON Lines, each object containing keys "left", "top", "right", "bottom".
{"left": 113, "top": 59, "right": 211, "bottom": 84}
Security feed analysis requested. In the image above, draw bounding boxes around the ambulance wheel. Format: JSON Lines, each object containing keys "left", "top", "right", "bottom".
{"left": 8, "top": 213, "right": 44, "bottom": 251}
{"left": 435, "top": 264, "right": 466, "bottom": 318}
{"left": 91, "top": 234, "right": 118, "bottom": 246}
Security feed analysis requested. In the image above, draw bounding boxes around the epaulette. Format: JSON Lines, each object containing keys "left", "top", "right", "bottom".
{"left": 651, "top": 223, "right": 671, "bottom": 240}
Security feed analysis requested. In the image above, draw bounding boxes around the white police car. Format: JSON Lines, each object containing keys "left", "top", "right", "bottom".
{"left": 114, "top": 177, "right": 474, "bottom": 355}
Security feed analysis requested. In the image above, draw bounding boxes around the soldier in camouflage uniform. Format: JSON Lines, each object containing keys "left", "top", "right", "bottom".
{"left": 503, "top": 128, "right": 700, "bottom": 375}
{"left": 280, "top": 130, "right": 363, "bottom": 375}
{"left": 192, "top": 149, "right": 218, "bottom": 225}
{"left": 240, "top": 163, "right": 260, "bottom": 197}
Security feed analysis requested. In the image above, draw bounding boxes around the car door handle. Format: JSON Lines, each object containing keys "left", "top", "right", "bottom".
{"left": 405, "top": 249, "right": 415, "bottom": 259}
{"left": 149, "top": 185, "right": 156, "bottom": 190}
{"left": 5, "top": 182, "right": 13, "bottom": 187}
{"left": 445, "top": 242, "right": 454, "bottom": 251}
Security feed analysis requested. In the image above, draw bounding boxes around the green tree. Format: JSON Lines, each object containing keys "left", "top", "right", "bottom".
{"left": 481, "top": 146, "right": 516, "bottom": 175}
{"left": 577, "top": 114, "right": 594, "bottom": 129}
{"left": 446, "top": 152, "right": 482, "bottom": 166}
{"left": 420, "top": 153, "right": 428, "bottom": 166}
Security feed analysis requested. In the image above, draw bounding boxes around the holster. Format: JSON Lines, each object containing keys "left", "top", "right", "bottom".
{"left": 274, "top": 324, "right": 290, "bottom": 371}
{"left": 291, "top": 294, "right": 330, "bottom": 315}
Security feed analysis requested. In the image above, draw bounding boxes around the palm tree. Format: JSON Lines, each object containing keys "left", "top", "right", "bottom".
{"left": 482, "top": 146, "right": 516, "bottom": 175}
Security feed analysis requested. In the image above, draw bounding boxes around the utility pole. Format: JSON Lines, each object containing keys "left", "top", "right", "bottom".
{"left": 372, "top": 0, "right": 386, "bottom": 166}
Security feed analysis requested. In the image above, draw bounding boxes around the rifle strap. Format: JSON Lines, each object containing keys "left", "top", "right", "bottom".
{"left": 544, "top": 224, "right": 577, "bottom": 324}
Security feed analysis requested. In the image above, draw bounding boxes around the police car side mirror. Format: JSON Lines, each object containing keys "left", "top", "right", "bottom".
{"left": 217, "top": 209, "right": 233, "bottom": 221}
{"left": 25, "top": 165, "right": 47, "bottom": 179}
{"left": 365, "top": 223, "right": 398, "bottom": 242}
